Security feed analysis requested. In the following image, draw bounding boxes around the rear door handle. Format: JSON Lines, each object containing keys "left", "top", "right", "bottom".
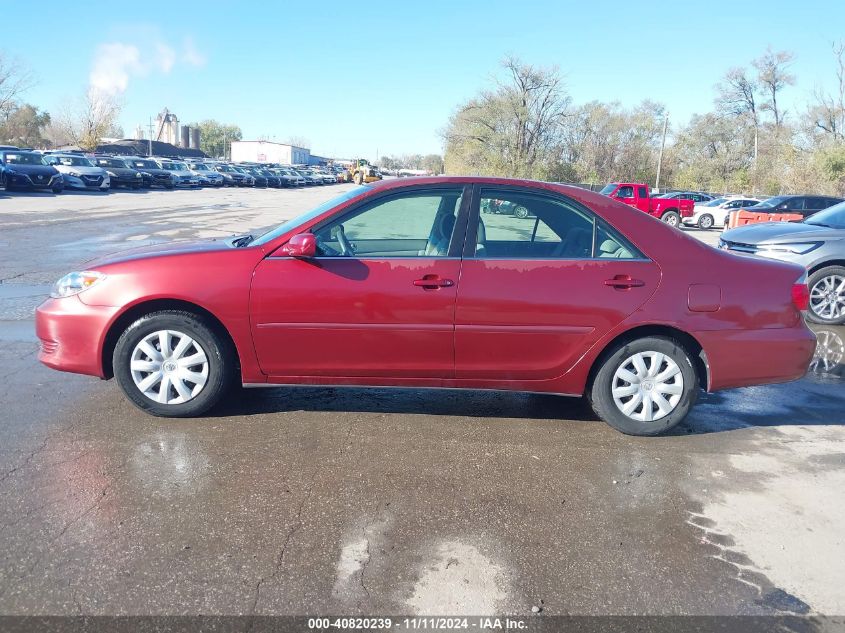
{"left": 604, "top": 275, "right": 645, "bottom": 289}
{"left": 413, "top": 275, "right": 454, "bottom": 289}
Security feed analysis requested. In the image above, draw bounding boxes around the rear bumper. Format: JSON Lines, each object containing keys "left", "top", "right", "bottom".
{"left": 35, "top": 297, "right": 120, "bottom": 378}
{"left": 696, "top": 324, "right": 816, "bottom": 391}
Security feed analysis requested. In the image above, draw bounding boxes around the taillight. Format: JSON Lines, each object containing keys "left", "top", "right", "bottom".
{"left": 792, "top": 273, "right": 810, "bottom": 311}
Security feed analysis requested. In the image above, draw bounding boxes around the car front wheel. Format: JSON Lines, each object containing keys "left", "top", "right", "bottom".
{"left": 113, "top": 310, "right": 235, "bottom": 417}
{"left": 697, "top": 214, "right": 714, "bottom": 230}
{"left": 807, "top": 266, "right": 845, "bottom": 325}
{"left": 589, "top": 336, "right": 699, "bottom": 435}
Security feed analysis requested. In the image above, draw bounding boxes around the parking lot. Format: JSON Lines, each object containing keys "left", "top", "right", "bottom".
{"left": 1, "top": 185, "right": 844, "bottom": 617}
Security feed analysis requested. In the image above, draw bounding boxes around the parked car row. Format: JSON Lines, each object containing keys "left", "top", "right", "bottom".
{"left": 0, "top": 146, "right": 348, "bottom": 194}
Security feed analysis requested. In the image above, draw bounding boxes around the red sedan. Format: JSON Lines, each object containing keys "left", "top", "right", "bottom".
{"left": 36, "top": 177, "right": 816, "bottom": 435}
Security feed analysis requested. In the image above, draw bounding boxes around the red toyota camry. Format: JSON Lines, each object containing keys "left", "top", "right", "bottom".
{"left": 36, "top": 177, "right": 816, "bottom": 435}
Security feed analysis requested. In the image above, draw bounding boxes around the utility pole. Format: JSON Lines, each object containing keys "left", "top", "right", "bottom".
{"left": 147, "top": 118, "right": 154, "bottom": 157}
{"left": 655, "top": 111, "right": 669, "bottom": 192}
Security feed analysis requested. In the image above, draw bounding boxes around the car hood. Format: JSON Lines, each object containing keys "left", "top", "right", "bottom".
{"left": 170, "top": 170, "right": 196, "bottom": 177}
{"left": 55, "top": 165, "right": 105, "bottom": 176}
{"left": 86, "top": 237, "right": 236, "bottom": 267}
{"left": 105, "top": 167, "right": 138, "bottom": 176}
{"left": 5, "top": 164, "right": 57, "bottom": 177}
{"left": 722, "top": 221, "right": 840, "bottom": 244}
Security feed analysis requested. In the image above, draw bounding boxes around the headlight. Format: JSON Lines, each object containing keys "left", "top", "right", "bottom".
{"left": 67, "top": 170, "right": 81, "bottom": 177}
{"left": 106, "top": 171, "right": 117, "bottom": 177}
{"left": 135, "top": 172, "right": 142, "bottom": 178}
{"left": 51, "top": 271, "right": 107, "bottom": 298}
{"left": 757, "top": 242, "right": 822, "bottom": 255}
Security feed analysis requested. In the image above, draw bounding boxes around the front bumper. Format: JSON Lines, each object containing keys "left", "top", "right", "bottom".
{"left": 6, "top": 173, "right": 62, "bottom": 190}
{"left": 36, "top": 296, "right": 121, "bottom": 378}
{"left": 63, "top": 174, "right": 110, "bottom": 190}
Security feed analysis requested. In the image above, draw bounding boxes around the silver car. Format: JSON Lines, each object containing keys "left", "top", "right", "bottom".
{"left": 44, "top": 154, "right": 110, "bottom": 192}
{"left": 155, "top": 159, "right": 200, "bottom": 188}
{"left": 720, "top": 202, "right": 845, "bottom": 325}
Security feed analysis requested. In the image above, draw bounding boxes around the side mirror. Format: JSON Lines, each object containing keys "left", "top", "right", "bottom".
{"left": 280, "top": 233, "right": 316, "bottom": 258}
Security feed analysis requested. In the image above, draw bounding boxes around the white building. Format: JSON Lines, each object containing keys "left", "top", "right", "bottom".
{"left": 230, "top": 140, "right": 310, "bottom": 165}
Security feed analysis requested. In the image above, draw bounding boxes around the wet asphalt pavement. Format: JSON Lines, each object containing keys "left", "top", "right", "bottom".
{"left": 0, "top": 186, "right": 844, "bottom": 617}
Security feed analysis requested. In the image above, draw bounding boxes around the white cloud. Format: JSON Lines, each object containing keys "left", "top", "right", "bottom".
{"left": 89, "top": 43, "right": 143, "bottom": 95}
{"left": 89, "top": 37, "right": 206, "bottom": 95}
{"left": 181, "top": 37, "right": 206, "bottom": 68}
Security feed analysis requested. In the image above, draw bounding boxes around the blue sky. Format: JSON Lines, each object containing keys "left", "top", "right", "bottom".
{"left": 5, "top": 0, "right": 845, "bottom": 158}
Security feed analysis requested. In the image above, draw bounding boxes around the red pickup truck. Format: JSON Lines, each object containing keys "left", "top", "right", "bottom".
{"left": 599, "top": 182, "right": 694, "bottom": 227}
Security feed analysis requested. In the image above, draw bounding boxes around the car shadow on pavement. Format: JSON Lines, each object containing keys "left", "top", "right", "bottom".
{"left": 214, "top": 386, "right": 597, "bottom": 422}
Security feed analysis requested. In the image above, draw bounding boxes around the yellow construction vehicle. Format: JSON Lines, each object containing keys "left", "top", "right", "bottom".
{"left": 344, "top": 159, "right": 382, "bottom": 184}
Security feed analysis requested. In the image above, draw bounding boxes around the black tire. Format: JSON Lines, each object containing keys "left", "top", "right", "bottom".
{"left": 806, "top": 266, "right": 845, "bottom": 325}
{"left": 661, "top": 211, "right": 681, "bottom": 227}
{"left": 353, "top": 172, "right": 363, "bottom": 185}
{"left": 588, "top": 336, "right": 699, "bottom": 436}
{"left": 52, "top": 186, "right": 63, "bottom": 194}
{"left": 113, "top": 310, "right": 235, "bottom": 417}
{"left": 697, "top": 214, "right": 714, "bottom": 230}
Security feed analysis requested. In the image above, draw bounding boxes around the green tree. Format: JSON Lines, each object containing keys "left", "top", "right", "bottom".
{"left": 191, "top": 120, "right": 242, "bottom": 159}
{"left": 421, "top": 154, "right": 444, "bottom": 174}
{"left": 0, "top": 103, "right": 50, "bottom": 147}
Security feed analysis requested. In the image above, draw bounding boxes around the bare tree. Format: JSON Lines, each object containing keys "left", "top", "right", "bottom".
{"left": 753, "top": 48, "right": 795, "bottom": 127}
{"left": 0, "top": 52, "right": 34, "bottom": 117}
{"left": 55, "top": 89, "right": 123, "bottom": 151}
{"left": 809, "top": 42, "right": 845, "bottom": 140}
{"left": 443, "top": 57, "right": 570, "bottom": 177}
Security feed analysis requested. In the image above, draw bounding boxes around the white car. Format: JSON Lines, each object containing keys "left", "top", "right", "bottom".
{"left": 683, "top": 196, "right": 762, "bottom": 230}
{"left": 44, "top": 154, "right": 110, "bottom": 192}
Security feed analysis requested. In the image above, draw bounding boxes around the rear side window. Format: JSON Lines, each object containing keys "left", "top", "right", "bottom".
{"left": 474, "top": 189, "right": 644, "bottom": 260}
{"left": 637, "top": 186, "right": 648, "bottom": 198}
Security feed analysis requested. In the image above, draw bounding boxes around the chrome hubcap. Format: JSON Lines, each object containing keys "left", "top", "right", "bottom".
{"left": 665, "top": 215, "right": 679, "bottom": 226}
{"left": 130, "top": 330, "right": 209, "bottom": 405}
{"left": 810, "top": 275, "right": 845, "bottom": 320}
{"left": 612, "top": 351, "right": 684, "bottom": 422}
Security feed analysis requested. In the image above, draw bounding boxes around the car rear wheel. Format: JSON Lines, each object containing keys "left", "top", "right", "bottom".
{"left": 113, "top": 310, "right": 235, "bottom": 417}
{"left": 807, "top": 266, "right": 845, "bottom": 325}
{"left": 589, "top": 336, "right": 699, "bottom": 435}
{"left": 514, "top": 205, "right": 529, "bottom": 219}
{"left": 697, "top": 214, "right": 714, "bottom": 230}
{"left": 661, "top": 211, "right": 681, "bottom": 227}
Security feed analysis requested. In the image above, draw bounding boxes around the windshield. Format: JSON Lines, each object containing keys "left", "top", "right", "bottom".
{"left": 805, "top": 201, "right": 845, "bottom": 228}
{"left": 96, "top": 158, "right": 128, "bottom": 168}
{"left": 191, "top": 164, "right": 210, "bottom": 171}
{"left": 753, "top": 195, "right": 790, "bottom": 209}
{"left": 3, "top": 152, "right": 46, "bottom": 165}
{"left": 703, "top": 198, "right": 727, "bottom": 207}
{"left": 131, "top": 160, "right": 158, "bottom": 169}
{"left": 172, "top": 162, "right": 188, "bottom": 170}
{"left": 599, "top": 183, "right": 618, "bottom": 195}
{"left": 56, "top": 155, "right": 93, "bottom": 167}
{"left": 252, "top": 186, "right": 371, "bottom": 247}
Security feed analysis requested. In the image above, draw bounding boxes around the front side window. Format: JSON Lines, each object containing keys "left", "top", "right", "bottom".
{"left": 617, "top": 186, "right": 634, "bottom": 198}
{"left": 474, "top": 190, "right": 643, "bottom": 260}
{"left": 312, "top": 189, "right": 464, "bottom": 258}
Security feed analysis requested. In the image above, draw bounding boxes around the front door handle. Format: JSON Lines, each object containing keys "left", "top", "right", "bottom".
{"left": 413, "top": 275, "right": 454, "bottom": 290}
{"left": 604, "top": 275, "right": 645, "bottom": 289}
